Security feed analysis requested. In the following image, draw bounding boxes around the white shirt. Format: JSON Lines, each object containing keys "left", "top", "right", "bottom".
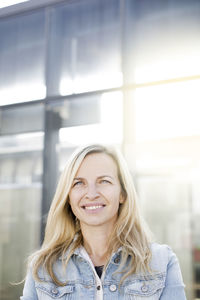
{"left": 79, "top": 246, "right": 103, "bottom": 300}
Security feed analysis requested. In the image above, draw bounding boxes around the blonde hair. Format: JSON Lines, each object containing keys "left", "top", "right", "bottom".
{"left": 30, "top": 144, "right": 153, "bottom": 285}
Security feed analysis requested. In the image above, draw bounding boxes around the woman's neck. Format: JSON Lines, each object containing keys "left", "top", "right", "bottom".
{"left": 80, "top": 224, "right": 113, "bottom": 266}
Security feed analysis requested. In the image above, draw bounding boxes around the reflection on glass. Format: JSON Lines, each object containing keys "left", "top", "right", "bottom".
{"left": 49, "top": 0, "right": 121, "bottom": 95}
{"left": 59, "top": 91, "right": 123, "bottom": 146}
{"left": 59, "top": 71, "right": 123, "bottom": 95}
{"left": 126, "top": 1, "right": 200, "bottom": 84}
{"left": 0, "top": 132, "right": 44, "bottom": 156}
{"left": 0, "top": 133, "right": 43, "bottom": 299}
{"left": 0, "top": 10, "right": 46, "bottom": 105}
{"left": 137, "top": 176, "right": 193, "bottom": 299}
{"left": 0, "top": 187, "right": 41, "bottom": 300}
{"left": 0, "top": 83, "right": 46, "bottom": 106}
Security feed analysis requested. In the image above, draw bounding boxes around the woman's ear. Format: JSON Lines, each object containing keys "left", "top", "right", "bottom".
{"left": 119, "top": 193, "right": 125, "bottom": 204}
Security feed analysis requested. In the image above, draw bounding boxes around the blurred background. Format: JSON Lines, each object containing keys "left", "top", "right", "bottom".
{"left": 0, "top": 0, "right": 200, "bottom": 299}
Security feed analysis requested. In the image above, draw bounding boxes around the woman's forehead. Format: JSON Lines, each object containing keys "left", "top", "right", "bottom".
{"left": 75, "top": 152, "right": 118, "bottom": 177}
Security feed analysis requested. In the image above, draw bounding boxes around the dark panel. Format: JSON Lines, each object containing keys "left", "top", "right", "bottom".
{"left": 0, "top": 103, "right": 44, "bottom": 135}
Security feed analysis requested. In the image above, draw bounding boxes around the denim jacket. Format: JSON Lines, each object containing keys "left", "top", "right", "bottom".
{"left": 20, "top": 243, "right": 187, "bottom": 300}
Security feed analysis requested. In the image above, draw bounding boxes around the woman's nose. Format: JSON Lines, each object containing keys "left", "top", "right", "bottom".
{"left": 85, "top": 183, "right": 99, "bottom": 199}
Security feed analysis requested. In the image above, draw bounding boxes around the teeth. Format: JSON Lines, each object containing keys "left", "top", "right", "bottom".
{"left": 85, "top": 205, "right": 103, "bottom": 210}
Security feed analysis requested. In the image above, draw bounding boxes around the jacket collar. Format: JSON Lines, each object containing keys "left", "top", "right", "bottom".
{"left": 58, "top": 235, "right": 123, "bottom": 262}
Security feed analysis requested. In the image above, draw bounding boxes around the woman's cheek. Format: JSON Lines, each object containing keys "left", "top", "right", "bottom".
{"left": 71, "top": 189, "right": 85, "bottom": 202}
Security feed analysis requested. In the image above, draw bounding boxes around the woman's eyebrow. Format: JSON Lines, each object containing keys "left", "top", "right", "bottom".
{"left": 73, "top": 177, "right": 84, "bottom": 181}
{"left": 73, "top": 175, "right": 114, "bottom": 180}
{"left": 98, "top": 175, "right": 114, "bottom": 180}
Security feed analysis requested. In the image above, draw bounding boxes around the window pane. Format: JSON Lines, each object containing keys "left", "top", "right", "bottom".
{"left": 126, "top": 0, "right": 200, "bottom": 84}
{"left": 59, "top": 91, "right": 123, "bottom": 170}
{"left": 0, "top": 187, "right": 41, "bottom": 299}
{"left": 0, "top": 103, "right": 44, "bottom": 135}
{"left": 49, "top": 0, "right": 122, "bottom": 96}
{"left": 0, "top": 133, "right": 43, "bottom": 299}
{"left": 137, "top": 176, "right": 194, "bottom": 299}
{"left": 135, "top": 80, "right": 200, "bottom": 141}
{"left": 0, "top": 10, "right": 46, "bottom": 105}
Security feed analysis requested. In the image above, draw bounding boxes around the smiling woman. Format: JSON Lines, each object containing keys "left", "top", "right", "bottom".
{"left": 69, "top": 153, "right": 124, "bottom": 232}
{"left": 20, "top": 144, "right": 187, "bottom": 300}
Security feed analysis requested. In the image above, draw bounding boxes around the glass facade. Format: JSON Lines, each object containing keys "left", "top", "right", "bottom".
{"left": 0, "top": 10, "right": 46, "bottom": 105}
{"left": 0, "top": 0, "right": 200, "bottom": 299}
{"left": 125, "top": 0, "right": 200, "bottom": 85}
{"left": 0, "top": 133, "right": 43, "bottom": 299}
{"left": 58, "top": 91, "right": 123, "bottom": 172}
{"left": 48, "top": 0, "right": 121, "bottom": 96}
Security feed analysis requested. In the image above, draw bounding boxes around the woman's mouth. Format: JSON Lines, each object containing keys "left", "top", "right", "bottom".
{"left": 84, "top": 205, "right": 104, "bottom": 210}
{"left": 81, "top": 204, "right": 106, "bottom": 212}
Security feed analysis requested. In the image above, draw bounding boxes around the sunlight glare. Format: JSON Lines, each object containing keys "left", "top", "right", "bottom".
{"left": 0, "top": 83, "right": 46, "bottom": 106}
{"left": 135, "top": 79, "right": 200, "bottom": 141}
{"left": 0, "top": 0, "right": 29, "bottom": 9}
{"left": 135, "top": 54, "right": 200, "bottom": 84}
{"left": 59, "top": 91, "right": 123, "bottom": 146}
{"left": 59, "top": 72, "right": 123, "bottom": 96}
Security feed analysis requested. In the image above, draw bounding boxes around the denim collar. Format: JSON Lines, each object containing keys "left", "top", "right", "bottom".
{"left": 58, "top": 236, "right": 123, "bottom": 262}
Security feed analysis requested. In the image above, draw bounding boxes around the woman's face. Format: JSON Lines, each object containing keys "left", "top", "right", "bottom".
{"left": 69, "top": 152, "right": 124, "bottom": 229}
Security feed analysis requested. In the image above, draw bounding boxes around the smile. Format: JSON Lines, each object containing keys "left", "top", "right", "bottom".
{"left": 81, "top": 204, "right": 106, "bottom": 211}
{"left": 85, "top": 205, "right": 104, "bottom": 210}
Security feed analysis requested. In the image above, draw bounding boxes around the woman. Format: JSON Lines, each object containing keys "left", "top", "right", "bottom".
{"left": 21, "top": 144, "right": 187, "bottom": 299}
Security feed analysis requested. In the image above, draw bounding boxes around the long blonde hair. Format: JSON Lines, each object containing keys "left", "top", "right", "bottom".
{"left": 30, "top": 144, "right": 152, "bottom": 285}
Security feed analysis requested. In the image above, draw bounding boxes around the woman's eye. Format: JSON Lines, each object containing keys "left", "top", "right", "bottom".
{"left": 73, "top": 181, "right": 83, "bottom": 187}
{"left": 100, "top": 179, "right": 111, "bottom": 184}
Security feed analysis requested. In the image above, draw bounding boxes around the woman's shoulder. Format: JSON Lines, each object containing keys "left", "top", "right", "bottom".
{"left": 150, "top": 242, "right": 173, "bottom": 254}
{"left": 149, "top": 242, "right": 177, "bottom": 271}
